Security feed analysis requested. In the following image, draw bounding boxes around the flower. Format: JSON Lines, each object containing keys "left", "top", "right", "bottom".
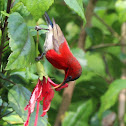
{"left": 24, "top": 76, "right": 68, "bottom": 126}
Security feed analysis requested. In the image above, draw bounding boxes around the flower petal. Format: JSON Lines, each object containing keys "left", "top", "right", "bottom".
{"left": 24, "top": 108, "right": 31, "bottom": 126}
{"left": 24, "top": 79, "right": 43, "bottom": 126}
{"left": 41, "top": 87, "right": 54, "bottom": 117}
{"left": 25, "top": 79, "right": 42, "bottom": 113}
{"left": 42, "top": 77, "right": 51, "bottom": 97}
{"left": 34, "top": 101, "right": 40, "bottom": 126}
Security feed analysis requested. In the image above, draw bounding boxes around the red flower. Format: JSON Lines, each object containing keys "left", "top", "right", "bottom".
{"left": 24, "top": 76, "right": 68, "bottom": 126}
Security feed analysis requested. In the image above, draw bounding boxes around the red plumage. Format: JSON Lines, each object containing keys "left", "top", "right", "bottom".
{"left": 43, "top": 17, "right": 82, "bottom": 88}
{"left": 46, "top": 39, "right": 82, "bottom": 80}
{"left": 37, "top": 13, "right": 82, "bottom": 88}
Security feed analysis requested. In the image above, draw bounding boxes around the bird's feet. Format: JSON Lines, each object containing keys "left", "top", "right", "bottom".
{"left": 35, "top": 52, "right": 45, "bottom": 61}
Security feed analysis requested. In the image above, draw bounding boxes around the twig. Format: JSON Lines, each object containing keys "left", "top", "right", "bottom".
{"left": 35, "top": 26, "right": 49, "bottom": 31}
{"left": 86, "top": 43, "right": 126, "bottom": 51}
{"left": 11, "top": 0, "right": 15, "bottom": 8}
{"left": 3, "top": 43, "right": 9, "bottom": 48}
{"left": 102, "top": 55, "right": 113, "bottom": 83}
{"left": 35, "top": 23, "right": 39, "bottom": 58}
{"left": 2, "top": 48, "right": 9, "bottom": 53}
{"left": 0, "top": 0, "right": 12, "bottom": 68}
{"left": 78, "top": 0, "right": 98, "bottom": 50}
{"left": 94, "top": 13, "right": 120, "bottom": 40}
{"left": 0, "top": 110, "right": 14, "bottom": 119}
{"left": 0, "top": 76, "right": 16, "bottom": 85}
{"left": 2, "top": 0, "right": 12, "bottom": 32}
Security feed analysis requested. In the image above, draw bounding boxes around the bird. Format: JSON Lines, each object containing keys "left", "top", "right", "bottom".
{"left": 36, "top": 12, "right": 82, "bottom": 89}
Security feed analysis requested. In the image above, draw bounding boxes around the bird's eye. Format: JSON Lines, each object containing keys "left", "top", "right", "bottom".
{"left": 68, "top": 76, "right": 72, "bottom": 80}
{"left": 64, "top": 76, "right": 72, "bottom": 84}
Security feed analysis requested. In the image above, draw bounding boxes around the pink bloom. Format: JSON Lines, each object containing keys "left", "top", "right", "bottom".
{"left": 24, "top": 76, "right": 68, "bottom": 126}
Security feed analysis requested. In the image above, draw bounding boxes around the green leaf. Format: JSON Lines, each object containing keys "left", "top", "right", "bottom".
{"left": 8, "top": 84, "right": 48, "bottom": 126}
{"left": 98, "top": 79, "right": 126, "bottom": 118}
{"left": 11, "top": 2, "right": 30, "bottom": 17}
{"left": 106, "top": 54, "right": 122, "bottom": 78}
{"left": 0, "top": 0, "right": 4, "bottom": 12}
{"left": 1, "top": 11, "right": 10, "bottom": 17}
{"left": 115, "top": 0, "right": 126, "bottom": 23}
{"left": 86, "top": 52, "right": 106, "bottom": 77}
{"left": 86, "top": 27, "right": 103, "bottom": 45}
{"left": 6, "top": 12, "right": 35, "bottom": 70}
{"left": 51, "top": 91, "right": 62, "bottom": 110}
{"left": 64, "top": 0, "right": 86, "bottom": 24}
{"left": 20, "top": 0, "right": 54, "bottom": 21}
{"left": 3, "top": 110, "right": 23, "bottom": 124}
{"left": 74, "top": 71, "right": 108, "bottom": 99}
{"left": 63, "top": 99, "right": 97, "bottom": 126}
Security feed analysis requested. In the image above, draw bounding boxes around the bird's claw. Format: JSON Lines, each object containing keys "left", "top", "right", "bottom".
{"left": 35, "top": 56, "right": 42, "bottom": 61}
{"left": 35, "top": 52, "right": 45, "bottom": 61}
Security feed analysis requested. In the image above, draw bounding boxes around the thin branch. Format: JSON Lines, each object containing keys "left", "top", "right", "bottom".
{"left": 35, "top": 26, "right": 49, "bottom": 31}
{"left": 0, "top": 0, "right": 12, "bottom": 68}
{"left": 4, "top": 0, "right": 12, "bottom": 25}
{"left": 3, "top": 43, "right": 9, "bottom": 50}
{"left": 35, "top": 23, "right": 39, "bottom": 58}
{"left": 0, "top": 76, "right": 16, "bottom": 85}
{"left": 102, "top": 55, "right": 113, "bottom": 83}
{"left": 0, "top": 110, "right": 14, "bottom": 119}
{"left": 86, "top": 43, "right": 126, "bottom": 51}
{"left": 11, "top": 0, "right": 15, "bottom": 8}
{"left": 1, "top": 0, "right": 12, "bottom": 32}
{"left": 78, "top": 0, "right": 98, "bottom": 50}
{"left": 94, "top": 13, "right": 120, "bottom": 40}
{"left": 2, "top": 48, "right": 9, "bottom": 53}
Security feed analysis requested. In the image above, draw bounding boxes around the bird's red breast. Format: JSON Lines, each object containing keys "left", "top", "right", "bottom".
{"left": 44, "top": 17, "right": 82, "bottom": 86}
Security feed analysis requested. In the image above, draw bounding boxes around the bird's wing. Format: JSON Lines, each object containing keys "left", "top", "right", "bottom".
{"left": 52, "top": 19, "right": 65, "bottom": 54}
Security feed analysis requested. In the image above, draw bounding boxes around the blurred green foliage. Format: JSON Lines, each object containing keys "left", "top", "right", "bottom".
{"left": 0, "top": 0, "right": 126, "bottom": 126}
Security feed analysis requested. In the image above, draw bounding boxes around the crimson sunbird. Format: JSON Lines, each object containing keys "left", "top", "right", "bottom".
{"left": 36, "top": 12, "right": 82, "bottom": 89}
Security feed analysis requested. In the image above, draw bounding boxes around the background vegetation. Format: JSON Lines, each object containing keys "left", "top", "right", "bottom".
{"left": 0, "top": 0, "right": 126, "bottom": 126}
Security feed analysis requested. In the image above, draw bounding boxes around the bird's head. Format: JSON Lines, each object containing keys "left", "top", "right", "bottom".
{"left": 63, "top": 58, "right": 82, "bottom": 84}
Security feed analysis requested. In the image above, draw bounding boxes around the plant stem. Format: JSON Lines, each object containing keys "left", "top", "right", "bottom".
{"left": 0, "top": 0, "right": 12, "bottom": 68}
{"left": 118, "top": 22, "right": 126, "bottom": 126}
{"left": 102, "top": 55, "right": 113, "bottom": 83}
{"left": 0, "top": 110, "right": 14, "bottom": 119}
{"left": 2, "top": 48, "right": 9, "bottom": 54}
{"left": 94, "top": 13, "right": 120, "bottom": 40}
{"left": 3, "top": 43, "right": 9, "bottom": 50}
{"left": 86, "top": 43, "right": 126, "bottom": 51}
{"left": 0, "top": 76, "right": 16, "bottom": 85}
{"left": 36, "top": 24, "right": 39, "bottom": 57}
{"left": 78, "top": 0, "right": 98, "bottom": 50}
